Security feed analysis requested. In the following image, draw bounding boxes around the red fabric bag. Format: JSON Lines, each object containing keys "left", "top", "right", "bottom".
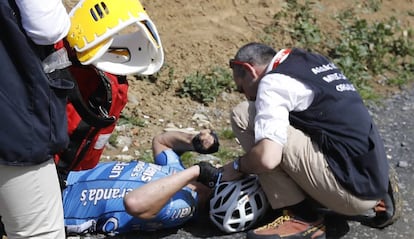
{"left": 55, "top": 64, "right": 129, "bottom": 174}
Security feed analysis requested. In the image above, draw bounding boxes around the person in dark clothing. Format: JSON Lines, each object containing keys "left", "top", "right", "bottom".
{"left": 219, "top": 42, "right": 398, "bottom": 239}
{"left": 0, "top": 0, "right": 70, "bottom": 238}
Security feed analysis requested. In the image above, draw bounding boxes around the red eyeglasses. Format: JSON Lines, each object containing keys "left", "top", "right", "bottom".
{"left": 229, "top": 59, "right": 250, "bottom": 69}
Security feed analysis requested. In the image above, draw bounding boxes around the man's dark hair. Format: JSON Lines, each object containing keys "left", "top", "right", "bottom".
{"left": 192, "top": 131, "right": 220, "bottom": 154}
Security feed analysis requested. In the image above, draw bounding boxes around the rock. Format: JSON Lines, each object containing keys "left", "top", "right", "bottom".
{"left": 397, "top": 161, "right": 409, "bottom": 168}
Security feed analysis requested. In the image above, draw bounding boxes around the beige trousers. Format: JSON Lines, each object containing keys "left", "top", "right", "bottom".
{"left": 0, "top": 159, "right": 65, "bottom": 239}
{"left": 231, "top": 101, "right": 378, "bottom": 216}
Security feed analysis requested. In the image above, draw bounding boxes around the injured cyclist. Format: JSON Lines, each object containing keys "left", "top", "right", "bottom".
{"left": 62, "top": 129, "right": 269, "bottom": 236}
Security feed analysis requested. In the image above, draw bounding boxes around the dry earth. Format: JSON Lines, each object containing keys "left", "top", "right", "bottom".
{"left": 78, "top": 0, "right": 413, "bottom": 158}
{"left": 63, "top": 0, "right": 414, "bottom": 156}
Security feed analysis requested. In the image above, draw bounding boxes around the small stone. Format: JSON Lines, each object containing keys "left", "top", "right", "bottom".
{"left": 397, "top": 161, "right": 409, "bottom": 168}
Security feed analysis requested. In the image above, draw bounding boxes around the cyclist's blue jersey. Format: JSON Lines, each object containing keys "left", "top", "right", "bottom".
{"left": 63, "top": 150, "right": 198, "bottom": 235}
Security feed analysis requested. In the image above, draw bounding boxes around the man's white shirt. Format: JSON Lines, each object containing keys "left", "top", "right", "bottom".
{"left": 254, "top": 49, "right": 315, "bottom": 146}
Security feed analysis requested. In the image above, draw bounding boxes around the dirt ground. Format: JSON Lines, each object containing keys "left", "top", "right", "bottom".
{"left": 63, "top": 0, "right": 414, "bottom": 157}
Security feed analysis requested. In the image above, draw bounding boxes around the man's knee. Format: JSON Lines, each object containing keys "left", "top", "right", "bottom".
{"left": 231, "top": 101, "right": 254, "bottom": 131}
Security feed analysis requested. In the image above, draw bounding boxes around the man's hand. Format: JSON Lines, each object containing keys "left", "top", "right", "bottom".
{"left": 196, "top": 162, "right": 222, "bottom": 188}
{"left": 192, "top": 129, "right": 220, "bottom": 154}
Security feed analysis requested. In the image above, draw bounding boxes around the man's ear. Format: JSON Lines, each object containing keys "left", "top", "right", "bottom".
{"left": 242, "top": 63, "right": 259, "bottom": 78}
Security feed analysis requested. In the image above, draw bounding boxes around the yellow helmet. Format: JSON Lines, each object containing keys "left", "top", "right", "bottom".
{"left": 66, "top": 0, "right": 164, "bottom": 75}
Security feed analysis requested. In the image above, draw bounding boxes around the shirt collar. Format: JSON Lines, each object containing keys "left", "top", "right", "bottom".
{"left": 265, "top": 48, "right": 291, "bottom": 73}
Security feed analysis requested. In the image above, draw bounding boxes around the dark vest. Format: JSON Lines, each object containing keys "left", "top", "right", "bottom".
{"left": 0, "top": 0, "right": 70, "bottom": 165}
{"left": 270, "top": 48, "right": 388, "bottom": 199}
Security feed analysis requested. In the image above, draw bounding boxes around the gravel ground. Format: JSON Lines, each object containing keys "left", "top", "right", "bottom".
{"left": 85, "top": 84, "right": 414, "bottom": 239}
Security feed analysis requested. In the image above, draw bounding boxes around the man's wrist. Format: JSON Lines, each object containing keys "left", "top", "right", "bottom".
{"left": 233, "top": 156, "right": 242, "bottom": 172}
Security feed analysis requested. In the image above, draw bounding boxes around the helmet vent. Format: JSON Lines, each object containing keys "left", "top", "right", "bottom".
{"left": 255, "top": 194, "right": 264, "bottom": 209}
{"left": 222, "top": 186, "right": 236, "bottom": 204}
{"left": 230, "top": 222, "right": 241, "bottom": 230}
{"left": 231, "top": 209, "right": 240, "bottom": 219}
{"left": 213, "top": 199, "right": 220, "bottom": 209}
{"left": 213, "top": 214, "right": 224, "bottom": 224}
{"left": 245, "top": 201, "right": 253, "bottom": 215}
{"left": 90, "top": 2, "right": 109, "bottom": 21}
